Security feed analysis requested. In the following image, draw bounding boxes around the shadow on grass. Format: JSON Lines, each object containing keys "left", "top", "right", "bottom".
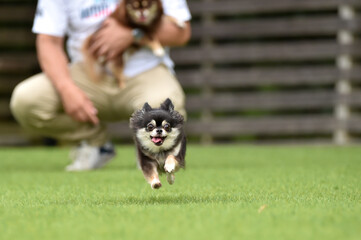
{"left": 45, "top": 194, "right": 242, "bottom": 206}
{"left": 87, "top": 194, "right": 241, "bottom": 206}
{"left": 0, "top": 164, "right": 137, "bottom": 173}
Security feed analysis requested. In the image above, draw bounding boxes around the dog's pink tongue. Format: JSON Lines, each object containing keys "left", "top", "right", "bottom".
{"left": 152, "top": 137, "right": 163, "bottom": 144}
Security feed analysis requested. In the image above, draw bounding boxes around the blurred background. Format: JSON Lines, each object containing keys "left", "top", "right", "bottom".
{"left": 1, "top": 0, "right": 361, "bottom": 146}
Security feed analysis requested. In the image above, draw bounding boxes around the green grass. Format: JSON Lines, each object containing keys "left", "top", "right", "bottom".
{"left": 0, "top": 145, "right": 360, "bottom": 240}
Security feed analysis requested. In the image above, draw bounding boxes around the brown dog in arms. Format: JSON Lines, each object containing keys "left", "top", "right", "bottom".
{"left": 82, "top": 0, "right": 185, "bottom": 88}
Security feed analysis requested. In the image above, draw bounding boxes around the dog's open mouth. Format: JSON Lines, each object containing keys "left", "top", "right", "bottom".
{"left": 151, "top": 136, "right": 166, "bottom": 146}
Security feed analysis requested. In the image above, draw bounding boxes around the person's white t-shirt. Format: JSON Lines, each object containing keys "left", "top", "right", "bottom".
{"left": 32, "top": 0, "right": 191, "bottom": 77}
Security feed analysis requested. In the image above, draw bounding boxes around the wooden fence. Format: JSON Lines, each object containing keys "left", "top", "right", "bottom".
{"left": 1, "top": 0, "right": 361, "bottom": 145}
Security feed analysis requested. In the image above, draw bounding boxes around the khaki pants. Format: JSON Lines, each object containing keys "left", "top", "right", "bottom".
{"left": 10, "top": 63, "right": 186, "bottom": 146}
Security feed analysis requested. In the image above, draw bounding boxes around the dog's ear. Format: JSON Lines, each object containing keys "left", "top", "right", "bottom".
{"left": 160, "top": 98, "right": 174, "bottom": 112}
{"left": 130, "top": 103, "right": 151, "bottom": 130}
{"left": 142, "top": 102, "right": 152, "bottom": 112}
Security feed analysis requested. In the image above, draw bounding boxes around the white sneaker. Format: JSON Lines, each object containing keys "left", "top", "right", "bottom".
{"left": 65, "top": 141, "right": 116, "bottom": 171}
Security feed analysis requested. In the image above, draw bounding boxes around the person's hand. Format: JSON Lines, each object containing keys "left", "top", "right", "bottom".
{"left": 89, "top": 18, "right": 133, "bottom": 60}
{"left": 60, "top": 84, "right": 99, "bottom": 125}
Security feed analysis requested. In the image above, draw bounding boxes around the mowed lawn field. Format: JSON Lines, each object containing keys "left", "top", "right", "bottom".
{"left": 0, "top": 145, "right": 360, "bottom": 240}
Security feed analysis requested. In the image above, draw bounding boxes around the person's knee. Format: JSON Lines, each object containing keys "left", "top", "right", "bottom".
{"left": 10, "top": 82, "right": 33, "bottom": 122}
{"left": 10, "top": 81, "right": 54, "bottom": 129}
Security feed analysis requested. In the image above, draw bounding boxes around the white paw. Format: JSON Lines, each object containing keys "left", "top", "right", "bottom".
{"left": 167, "top": 173, "right": 175, "bottom": 185}
{"left": 164, "top": 161, "right": 175, "bottom": 173}
{"left": 176, "top": 21, "right": 186, "bottom": 29}
{"left": 154, "top": 47, "right": 165, "bottom": 57}
{"left": 151, "top": 178, "right": 162, "bottom": 189}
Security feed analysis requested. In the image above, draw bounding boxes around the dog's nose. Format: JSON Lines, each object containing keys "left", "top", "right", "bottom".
{"left": 156, "top": 129, "right": 163, "bottom": 134}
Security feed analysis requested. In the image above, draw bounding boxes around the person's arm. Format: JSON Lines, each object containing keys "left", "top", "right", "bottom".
{"left": 36, "top": 34, "right": 99, "bottom": 125}
{"left": 155, "top": 18, "right": 191, "bottom": 47}
{"left": 90, "top": 17, "right": 191, "bottom": 60}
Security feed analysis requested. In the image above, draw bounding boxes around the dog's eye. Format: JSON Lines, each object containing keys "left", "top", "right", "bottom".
{"left": 164, "top": 123, "right": 171, "bottom": 132}
{"left": 147, "top": 123, "right": 154, "bottom": 131}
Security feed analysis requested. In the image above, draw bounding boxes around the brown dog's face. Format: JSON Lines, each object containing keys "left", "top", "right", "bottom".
{"left": 125, "top": 0, "right": 161, "bottom": 26}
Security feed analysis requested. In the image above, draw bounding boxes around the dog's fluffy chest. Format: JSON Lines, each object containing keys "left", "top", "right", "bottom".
{"left": 144, "top": 142, "right": 182, "bottom": 168}
{"left": 153, "top": 153, "right": 167, "bottom": 167}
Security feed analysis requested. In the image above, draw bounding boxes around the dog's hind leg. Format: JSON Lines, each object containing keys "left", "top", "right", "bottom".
{"left": 110, "top": 56, "right": 126, "bottom": 89}
{"left": 166, "top": 173, "right": 175, "bottom": 185}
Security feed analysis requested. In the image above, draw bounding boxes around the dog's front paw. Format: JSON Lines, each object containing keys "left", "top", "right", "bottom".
{"left": 176, "top": 20, "right": 186, "bottom": 29}
{"left": 153, "top": 47, "right": 165, "bottom": 57}
{"left": 151, "top": 178, "right": 162, "bottom": 189}
{"left": 164, "top": 161, "right": 175, "bottom": 173}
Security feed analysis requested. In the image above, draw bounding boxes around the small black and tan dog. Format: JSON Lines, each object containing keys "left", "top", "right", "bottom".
{"left": 130, "top": 99, "right": 186, "bottom": 189}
